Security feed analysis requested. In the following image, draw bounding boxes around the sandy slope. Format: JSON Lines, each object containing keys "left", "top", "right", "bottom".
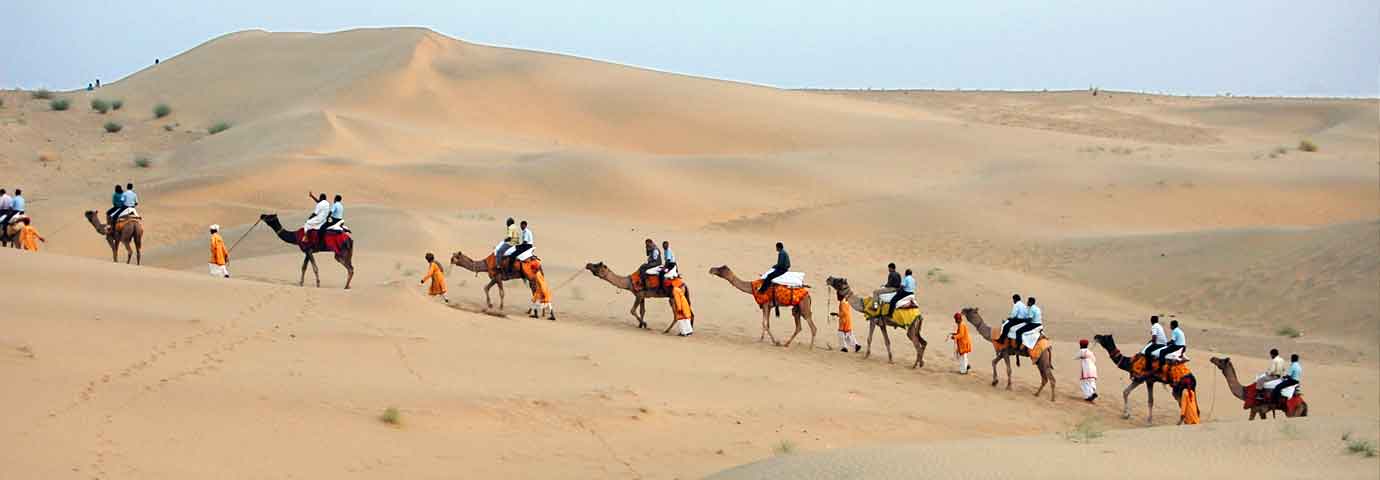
{"left": 1, "top": 27, "right": 1376, "bottom": 479}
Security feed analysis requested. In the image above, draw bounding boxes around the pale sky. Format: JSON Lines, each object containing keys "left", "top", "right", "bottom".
{"left": 4, "top": 0, "right": 1377, "bottom": 96}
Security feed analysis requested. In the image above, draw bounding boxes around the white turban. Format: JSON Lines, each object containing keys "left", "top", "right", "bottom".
{"left": 210, "top": 224, "right": 220, "bottom": 232}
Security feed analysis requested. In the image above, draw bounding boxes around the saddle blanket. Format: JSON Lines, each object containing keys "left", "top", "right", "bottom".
{"left": 761, "top": 270, "right": 805, "bottom": 287}
{"left": 295, "top": 229, "right": 350, "bottom": 256}
{"left": 877, "top": 292, "right": 917, "bottom": 309}
{"left": 860, "top": 297, "right": 920, "bottom": 327}
{"left": 644, "top": 265, "right": 680, "bottom": 279}
{"left": 492, "top": 241, "right": 534, "bottom": 260}
{"left": 114, "top": 208, "right": 140, "bottom": 219}
{"left": 3, "top": 213, "right": 29, "bottom": 225}
{"left": 1140, "top": 343, "right": 1185, "bottom": 361}
{"left": 998, "top": 319, "right": 1044, "bottom": 349}
{"left": 1254, "top": 375, "right": 1298, "bottom": 399}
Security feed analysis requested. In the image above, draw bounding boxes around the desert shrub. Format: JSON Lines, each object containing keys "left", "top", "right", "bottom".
{"left": 1064, "top": 416, "right": 1105, "bottom": 443}
{"left": 380, "top": 407, "right": 401, "bottom": 425}
{"left": 1347, "top": 439, "right": 1377, "bottom": 457}
{"left": 1298, "top": 140, "right": 1318, "bottom": 152}
{"left": 207, "top": 122, "right": 231, "bottom": 134}
{"left": 111, "top": 99, "right": 123, "bottom": 110}
{"left": 103, "top": 121, "right": 123, "bottom": 133}
{"left": 0, "top": 98, "right": 5, "bottom": 108}
{"left": 133, "top": 156, "right": 151, "bottom": 168}
{"left": 774, "top": 440, "right": 796, "bottom": 455}
{"left": 50, "top": 99, "right": 70, "bottom": 111}
{"left": 163, "top": 124, "right": 175, "bottom": 132}
{"left": 1276, "top": 326, "right": 1301, "bottom": 338}
{"left": 153, "top": 103, "right": 171, "bottom": 118}
{"left": 91, "top": 98, "right": 110, "bottom": 113}
{"left": 32, "top": 89, "right": 53, "bottom": 99}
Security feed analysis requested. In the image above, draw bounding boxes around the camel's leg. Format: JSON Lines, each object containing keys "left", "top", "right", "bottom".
{"left": 879, "top": 324, "right": 894, "bottom": 364}
{"left": 781, "top": 310, "right": 802, "bottom": 348}
{"left": 299, "top": 255, "right": 310, "bottom": 286}
{"left": 483, "top": 279, "right": 495, "bottom": 308}
{"left": 109, "top": 239, "right": 118, "bottom": 263}
{"left": 864, "top": 319, "right": 877, "bottom": 359}
{"left": 1044, "top": 356, "right": 1056, "bottom": 402}
{"left": 340, "top": 257, "right": 353, "bottom": 290}
{"left": 638, "top": 297, "right": 648, "bottom": 329}
{"left": 662, "top": 298, "right": 677, "bottom": 334}
{"left": 990, "top": 353, "right": 1002, "bottom": 387}
{"left": 123, "top": 240, "right": 132, "bottom": 264}
{"left": 133, "top": 232, "right": 142, "bottom": 265}
{"left": 803, "top": 308, "right": 817, "bottom": 349}
{"left": 308, "top": 255, "right": 321, "bottom": 288}
{"left": 497, "top": 281, "right": 505, "bottom": 309}
{"left": 760, "top": 308, "right": 778, "bottom": 346}
{"left": 1004, "top": 355, "right": 1013, "bottom": 390}
{"left": 907, "top": 320, "right": 926, "bottom": 369}
{"left": 1146, "top": 382, "right": 1155, "bottom": 424}
{"left": 1120, "top": 380, "right": 1141, "bottom": 419}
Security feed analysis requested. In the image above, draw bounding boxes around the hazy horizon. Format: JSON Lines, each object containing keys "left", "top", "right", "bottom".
{"left": 3, "top": 1, "right": 1377, "bottom": 97}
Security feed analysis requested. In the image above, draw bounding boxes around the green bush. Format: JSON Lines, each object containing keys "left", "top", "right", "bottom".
{"left": 50, "top": 99, "right": 70, "bottom": 111}
{"left": 207, "top": 122, "right": 231, "bottom": 134}
{"left": 379, "top": 407, "right": 401, "bottom": 425}
{"left": 103, "top": 121, "right": 123, "bottom": 133}
{"left": 134, "top": 156, "right": 152, "bottom": 168}
{"left": 91, "top": 98, "right": 110, "bottom": 114}
{"left": 32, "top": 89, "right": 53, "bottom": 99}
{"left": 1347, "top": 439, "right": 1377, "bottom": 457}
{"left": 1276, "top": 326, "right": 1301, "bottom": 338}
{"left": 111, "top": 99, "right": 123, "bottom": 110}
{"left": 153, "top": 103, "right": 171, "bottom": 118}
{"left": 1298, "top": 140, "right": 1318, "bottom": 152}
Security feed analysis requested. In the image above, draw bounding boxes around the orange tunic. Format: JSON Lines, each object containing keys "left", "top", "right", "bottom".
{"left": 422, "top": 262, "right": 447, "bottom": 296}
{"left": 837, "top": 301, "right": 853, "bottom": 333}
{"left": 19, "top": 225, "right": 41, "bottom": 251}
{"left": 952, "top": 322, "right": 972, "bottom": 355}
{"left": 209, "top": 233, "right": 229, "bottom": 265}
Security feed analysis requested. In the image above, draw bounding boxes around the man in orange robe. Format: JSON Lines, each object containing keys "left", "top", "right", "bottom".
{"left": 18, "top": 217, "right": 44, "bottom": 252}
{"left": 209, "top": 225, "right": 230, "bottom": 278}
{"left": 420, "top": 253, "right": 448, "bottom": 303}
{"left": 950, "top": 312, "right": 972, "bottom": 374}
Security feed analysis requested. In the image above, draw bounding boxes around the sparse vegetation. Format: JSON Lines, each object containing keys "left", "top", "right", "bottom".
{"left": 134, "top": 156, "right": 152, "bottom": 168}
{"left": 111, "top": 99, "right": 123, "bottom": 110}
{"left": 380, "top": 406, "right": 401, "bottom": 425}
{"left": 103, "top": 121, "right": 123, "bottom": 133}
{"left": 32, "top": 89, "right": 53, "bottom": 99}
{"left": 926, "top": 267, "right": 951, "bottom": 284}
{"left": 1346, "top": 439, "right": 1377, "bottom": 457}
{"left": 1064, "top": 416, "right": 1105, "bottom": 443}
{"left": 1298, "top": 140, "right": 1318, "bottom": 152}
{"left": 49, "top": 99, "right": 70, "bottom": 111}
{"left": 1276, "top": 326, "right": 1302, "bottom": 338}
{"left": 207, "top": 121, "right": 232, "bottom": 134}
{"left": 91, "top": 98, "right": 110, "bottom": 113}
{"left": 153, "top": 103, "right": 171, "bottom": 118}
{"left": 774, "top": 440, "right": 796, "bottom": 455}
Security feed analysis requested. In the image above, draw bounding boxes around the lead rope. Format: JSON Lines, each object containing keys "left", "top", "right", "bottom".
{"left": 226, "top": 218, "right": 263, "bottom": 255}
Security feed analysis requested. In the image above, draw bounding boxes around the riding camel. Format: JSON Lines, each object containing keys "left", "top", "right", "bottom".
{"left": 83, "top": 210, "right": 143, "bottom": 264}
{"left": 824, "top": 277, "right": 927, "bottom": 367}
{"left": 1092, "top": 334, "right": 1200, "bottom": 424}
{"left": 259, "top": 214, "right": 354, "bottom": 289}
{"left": 1208, "top": 356, "right": 1309, "bottom": 419}
{"left": 0, "top": 219, "right": 23, "bottom": 248}
{"left": 584, "top": 262, "right": 688, "bottom": 332}
{"left": 959, "top": 308, "right": 1056, "bottom": 401}
{"left": 450, "top": 249, "right": 538, "bottom": 309}
{"left": 708, "top": 265, "right": 816, "bottom": 348}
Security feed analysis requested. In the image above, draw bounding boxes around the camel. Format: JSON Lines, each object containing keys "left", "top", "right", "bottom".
{"left": 450, "top": 249, "right": 534, "bottom": 310}
{"left": 1209, "top": 356, "right": 1309, "bottom": 419}
{"left": 584, "top": 262, "right": 684, "bottom": 332}
{"left": 959, "top": 307, "right": 1056, "bottom": 401}
{"left": 1092, "top": 334, "right": 1198, "bottom": 423}
{"left": 0, "top": 220, "right": 22, "bottom": 248}
{"left": 824, "top": 277, "right": 927, "bottom": 367}
{"left": 708, "top": 265, "right": 816, "bottom": 348}
{"left": 83, "top": 210, "right": 143, "bottom": 264}
{"left": 260, "top": 214, "right": 354, "bottom": 289}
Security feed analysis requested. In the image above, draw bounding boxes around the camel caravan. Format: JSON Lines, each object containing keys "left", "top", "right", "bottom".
{"left": 11, "top": 183, "right": 1317, "bottom": 425}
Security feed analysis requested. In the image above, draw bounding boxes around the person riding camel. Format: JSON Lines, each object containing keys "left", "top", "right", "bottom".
{"left": 10, "top": 189, "right": 26, "bottom": 218}
{"left": 659, "top": 240, "right": 677, "bottom": 283}
{"left": 123, "top": 183, "right": 139, "bottom": 212}
{"left": 998, "top": 293, "right": 1030, "bottom": 341}
{"left": 0, "top": 188, "right": 13, "bottom": 226}
{"left": 326, "top": 194, "right": 344, "bottom": 230}
{"left": 1146, "top": 315, "right": 1168, "bottom": 372}
{"left": 872, "top": 263, "right": 901, "bottom": 306}
{"left": 1157, "top": 319, "right": 1187, "bottom": 374}
{"left": 106, "top": 185, "right": 125, "bottom": 225}
{"left": 1012, "top": 296, "right": 1042, "bottom": 342}
{"left": 509, "top": 220, "right": 534, "bottom": 273}
{"left": 304, "top": 192, "right": 331, "bottom": 249}
{"left": 758, "top": 242, "right": 790, "bottom": 293}
{"left": 638, "top": 238, "right": 662, "bottom": 292}
{"left": 1256, "top": 348, "right": 1286, "bottom": 393}
{"left": 1270, "top": 354, "right": 1302, "bottom": 401}
{"left": 886, "top": 268, "right": 916, "bottom": 316}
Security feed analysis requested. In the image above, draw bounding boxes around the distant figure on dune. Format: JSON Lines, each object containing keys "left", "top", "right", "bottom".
{"left": 208, "top": 224, "right": 230, "bottom": 278}
{"left": 420, "top": 252, "right": 448, "bottom": 303}
{"left": 18, "top": 217, "right": 45, "bottom": 251}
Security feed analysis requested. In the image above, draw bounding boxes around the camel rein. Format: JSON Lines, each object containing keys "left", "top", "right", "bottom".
{"left": 226, "top": 218, "right": 263, "bottom": 255}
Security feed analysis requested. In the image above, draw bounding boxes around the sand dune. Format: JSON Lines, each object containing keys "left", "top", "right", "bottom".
{"left": 1, "top": 27, "right": 1376, "bottom": 479}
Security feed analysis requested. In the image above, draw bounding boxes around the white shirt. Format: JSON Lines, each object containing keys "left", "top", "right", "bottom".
{"left": 1149, "top": 323, "right": 1167, "bottom": 344}
{"left": 123, "top": 190, "right": 139, "bottom": 207}
{"left": 1028, "top": 305, "right": 1043, "bottom": 324}
{"left": 304, "top": 200, "right": 330, "bottom": 229}
{"left": 1078, "top": 348, "right": 1098, "bottom": 379}
{"left": 0, "top": 194, "right": 11, "bottom": 210}
{"left": 1265, "top": 356, "right": 1287, "bottom": 377}
{"left": 520, "top": 228, "right": 533, "bottom": 245}
{"left": 1010, "top": 302, "right": 1030, "bottom": 320}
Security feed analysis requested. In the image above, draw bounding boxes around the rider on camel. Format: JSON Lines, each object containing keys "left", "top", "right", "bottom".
{"left": 758, "top": 242, "right": 789, "bottom": 293}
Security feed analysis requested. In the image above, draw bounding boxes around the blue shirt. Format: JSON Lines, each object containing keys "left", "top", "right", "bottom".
{"left": 664, "top": 248, "right": 675, "bottom": 264}
{"left": 1287, "top": 362, "right": 1302, "bottom": 381}
{"left": 122, "top": 191, "right": 138, "bottom": 207}
{"left": 1170, "top": 327, "right": 1186, "bottom": 347}
{"left": 1029, "top": 305, "right": 1043, "bottom": 324}
{"left": 12, "top": 196, "right": 25, "bottom": 212}
{"left": 330, "top": 202, "right": 343, "bottom": 219}
{"left": 900, "top": 275, "right": 916, "bottom": 293}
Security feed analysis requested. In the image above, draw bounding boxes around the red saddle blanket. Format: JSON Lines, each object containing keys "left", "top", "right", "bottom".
{"left": 295, "top": 229, "right": 351, "bottom": 256}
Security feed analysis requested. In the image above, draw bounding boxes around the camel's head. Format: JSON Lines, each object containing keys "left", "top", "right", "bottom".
{"left": 450, "top": 251, "right": 464, "bottom": 266}
{"left": 959, "top": 307, "right": 979, "bottom": 319}
{"left": 1209, "top": 357, "right": 1230, "bottom": 369}
{"left": 1092, "top": 334, "right": 1117, "bottom": 352}
{"left": 259, "top": 213, "right": 282, "bottom": 230}
{"left": 83, "top": 210, "right": 96, "bottom": 219}
{"left": 584, "top": 262, "right": 609, "bottom": 276}
{"left": 708, "top": 265, "right": 731, "bottom": 278}
{"left": 824, "top": 276, "right": 849, "bottom": 292}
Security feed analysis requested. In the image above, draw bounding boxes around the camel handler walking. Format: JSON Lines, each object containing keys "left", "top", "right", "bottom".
{"left": 949, "top": 312, "right": 972, "bottom": 374}
{"left": 18, "top": 217, "right": 45, "bottom": 251}
{"left": 420, "top": 252, "right": 448, "bottom": 303}
{"left": 209, "top": 225, "right": 230, "bottom": 278}
{"left": 832, "top": 289, "right": 860, "bottom": 353}
{"left": 1077, "top": 339, "right": 1098, "bottom": 402}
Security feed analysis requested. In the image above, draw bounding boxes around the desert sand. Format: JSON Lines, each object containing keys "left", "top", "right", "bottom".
{"left": 0, "top": 28, "right": 1376, "bottom": 479}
